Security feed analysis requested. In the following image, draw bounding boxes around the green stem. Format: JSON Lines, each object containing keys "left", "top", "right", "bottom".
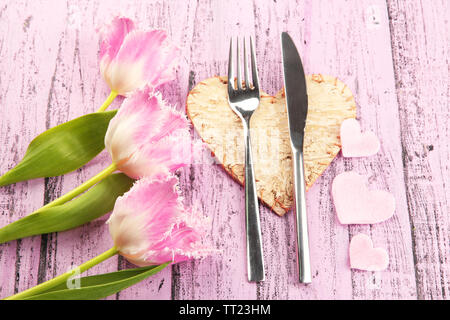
{"left": 5, "top": 247, "right": 119, "bottom": 300}
{"left": 97, "top": 90, "right": 118, "bottom": 112}
{"left": 38, "top": 163, "right": 117, "bottom": 212}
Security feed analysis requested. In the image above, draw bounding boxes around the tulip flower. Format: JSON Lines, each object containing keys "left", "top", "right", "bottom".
{"left": 104, "top": 87, "right": 190, "bottom": 179}
{"left": 108, "top": 175, "right": 207, "bottom": 266}
{"left": 97, "top": 16, "right": 179, "bottom": 112}
{"left": 0, "top": 87, "right": 192, "bottom": 243}
{"left": 6, "top": 175, "right": 210, "bottom": 300}
{"left": 42, "top": 86, "right": 190, "bottom": 209}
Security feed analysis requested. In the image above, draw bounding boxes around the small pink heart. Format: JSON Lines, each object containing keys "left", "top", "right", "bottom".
{"left": 340, "top": 118, "right": 380, "bottom": 157}
{"left": 332, "top": 171, "right": 395, "bottom": 224}
{"left": 349, "top": 234, "right": 389, "bottom": 271}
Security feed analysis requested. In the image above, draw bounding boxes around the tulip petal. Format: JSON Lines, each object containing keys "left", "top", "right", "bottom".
{"left": 107, "top": 175, "right": 210, "bottom": 266}
{"left": 122, "top": 131, "right": 191, "bottom": 180}
{"left": 104, "top": 88, "right": 159, "bottom": 164}
{"left": 105, "top": 87, "right": 191, "bottom": 180}
{"left": 103, "top": 28, "right": 179, "bottom": 95}
{"left": 99, "top": 17, "right": 135, "bottom": 80}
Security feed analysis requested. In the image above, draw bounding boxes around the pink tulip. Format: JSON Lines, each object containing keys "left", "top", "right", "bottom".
{"left": 99, "top": 16, "right": 179, "bottom": 96}
{"left": 107, "top": 175, "right": 209, "bottom": 266}
{"left": 105, "top": 86, "right": 191, "bottom": 179}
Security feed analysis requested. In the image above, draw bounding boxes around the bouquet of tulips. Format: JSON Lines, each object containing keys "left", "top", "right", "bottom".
{"left": 0, "top": 17, "right": 210, "bottom": 300}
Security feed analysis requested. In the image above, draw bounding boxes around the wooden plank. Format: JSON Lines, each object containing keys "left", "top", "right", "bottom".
{"left": 20, "top": 0, "right": 121, "bottom": 301}
{"left": 387, "top": 0, "right": 450, "bottom": 299}
{"left": 172, "top": 0, "right": 260, "bottom": 300}
{"left": 251, "top": 0, "right": 351, "bottom": 299}
{"left": 331, "top": 0, "right": 418, "bottom": 299}
{"left": 108, "top": 0, "right": 199, "bottom": 299}
{"left": 250, "top": 0, "right": 344, "bottom": 299}
{"left": 0, "top": 0, "right": 68, "bottom": 298}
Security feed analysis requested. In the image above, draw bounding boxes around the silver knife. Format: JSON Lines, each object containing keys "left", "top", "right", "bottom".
{"left": 281, "top": 32, "right": 312, "bottom": 283}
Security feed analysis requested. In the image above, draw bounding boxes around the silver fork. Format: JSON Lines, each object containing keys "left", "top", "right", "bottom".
{"left": 227, "top": 37, "right": 265, "bottom": 282}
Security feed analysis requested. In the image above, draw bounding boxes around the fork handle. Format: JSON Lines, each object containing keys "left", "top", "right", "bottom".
{"left": 243, "top": 121, "right": 265, "bottom": 282}
{"left": 292, "top": 149, "right": 312, "bottom": 283}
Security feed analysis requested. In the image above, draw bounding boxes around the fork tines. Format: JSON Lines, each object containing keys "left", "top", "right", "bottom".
{"left": 228, "top": 37, "right": 259, "bottom": 92}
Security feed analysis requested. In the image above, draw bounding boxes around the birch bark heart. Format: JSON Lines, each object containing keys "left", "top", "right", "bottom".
{"left": 186, "top": 75, "right": 357, "bottom": 216}
{"left": 332, "top": 171, "right": 396, "bottom": 224}
{"left": 349, "top": 234, "right": 389, "bottom": 271}
{"left": 340, "top": 118, "right": 380, "bottom": 157}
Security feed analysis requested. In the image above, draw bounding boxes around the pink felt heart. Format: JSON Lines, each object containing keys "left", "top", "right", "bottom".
{"left": 332, "top": 171, "right": 395, "bottom": 224}
{"left": 340, "top": 118, "right": 380, "bottom": 157}
{"left": 349, "top": 234, "right": 389, "bottom": 271}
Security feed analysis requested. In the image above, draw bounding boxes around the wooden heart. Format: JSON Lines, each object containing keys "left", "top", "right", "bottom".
{"left": 186, "top": 75, "right": 357, "bottom": 216}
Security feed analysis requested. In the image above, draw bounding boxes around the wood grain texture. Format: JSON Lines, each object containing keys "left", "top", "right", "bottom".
{"left": 387, "top": 0, "right": 450, "bottom": 299}
{"left": 0, "top": 0, "right": 448, "bottom": 300}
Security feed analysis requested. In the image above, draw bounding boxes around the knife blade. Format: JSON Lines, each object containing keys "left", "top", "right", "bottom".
{"left": 281, "top": 31, "right": 312, "bottom": 283}
{"left": 281, "top": 32, "right": 308, "bottom": 150}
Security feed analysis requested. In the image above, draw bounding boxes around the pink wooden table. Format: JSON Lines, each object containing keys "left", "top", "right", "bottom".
{"left": 0, "top": 0, "right": 448, "bottom": 300}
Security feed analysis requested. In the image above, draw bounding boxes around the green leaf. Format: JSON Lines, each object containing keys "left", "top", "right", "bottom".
{"left": 24, "top": 264, "right": 169, "bottom": 300}
{"left": 0, "top": 173, "right": 134, "bottom": 244}
{"left": 0, "top": 110, "right": 117, "bottom": 187}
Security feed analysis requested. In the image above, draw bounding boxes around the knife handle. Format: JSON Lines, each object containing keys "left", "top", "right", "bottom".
{"left": 243, "top": 121, "right": 265, "bottom": 282}
{"left": 292, "top": 149, "right": 312, "bottom": 283}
